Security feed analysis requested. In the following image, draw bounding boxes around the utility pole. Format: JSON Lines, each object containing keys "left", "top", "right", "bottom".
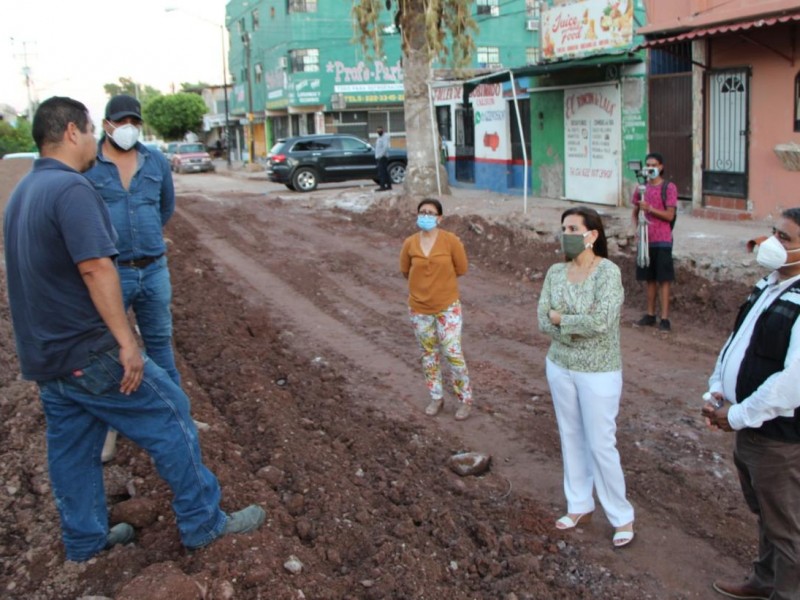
{"left": 220, "top": 24, "right": 232, "bottom": 166}
{"left": 243, "top": 32, "right": 255, "bottom": 164}
{"left": 11, "top": 38, "right": 36, "bottom": 119}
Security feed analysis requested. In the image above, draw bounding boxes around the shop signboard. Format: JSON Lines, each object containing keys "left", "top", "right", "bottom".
{"left": 471, "top": 83, "right": 508, "bottom": 161}
{"left": 541, "top": 0, "right": 634, "bottom": 61}
{"left": 326, "top": 58, "right": 404, "bottom": 104}
{"left": 564, "top": 84, "right": 621, "bottom": 205}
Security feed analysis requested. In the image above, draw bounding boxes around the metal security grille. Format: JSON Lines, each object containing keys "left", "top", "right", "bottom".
{"left": 703, "top": 67, "right": 749, "bottom": 198}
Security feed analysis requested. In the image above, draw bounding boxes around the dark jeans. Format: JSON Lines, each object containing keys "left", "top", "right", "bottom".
{"left": 119, "top": 255, "right": 180, "bottom": 385}
{"left": 38, "top": 349, "right": 226, "bottom": 560}
{"left": 377, "top": 156, "right": 391, "bottom": 189}
{"left": 734, "top": 430, "right": 800, "bottom": 600}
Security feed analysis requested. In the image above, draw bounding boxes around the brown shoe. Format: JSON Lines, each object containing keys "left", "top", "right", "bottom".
{"left": 712, "top": 579, "right": 772, "bottom": 600}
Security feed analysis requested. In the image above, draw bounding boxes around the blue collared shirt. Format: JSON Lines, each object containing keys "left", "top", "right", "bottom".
{"left": 84, "top": 140, "right": 175, "bottom": 262}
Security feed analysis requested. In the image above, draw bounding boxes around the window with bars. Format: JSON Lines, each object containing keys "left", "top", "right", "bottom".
{"left": 477, "top": 46, "right": 500, "bottom": 67}
{"left": 288, "top": 0, "right": 318, "bottom": 13}
{"left": 526, "top": 0, "right": 541, "bottom": 19}
{"left": 477, "top": 0, "right": 499, "bottom": 16}
{"left": 254, "top": 63, "right": 263, "bottom": 84}
{"left": 289, "top": 48, "right": 320, "bottom": 73}
{"left": 252, "top": 9, "right": 259, "bottom": 31}
{"left": 526, "top": 47, "right": 540, "bottom": 65}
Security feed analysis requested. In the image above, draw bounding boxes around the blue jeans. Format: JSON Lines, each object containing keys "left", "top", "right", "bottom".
{"left": 38, "top": 348, "right": 226, "bottom": 561}
{"left": 119, "top": 255, "right": 181, "bottom": 385}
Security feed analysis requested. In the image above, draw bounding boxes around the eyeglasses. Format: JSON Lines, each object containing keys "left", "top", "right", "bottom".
{"left": 418, "top": 211, "right": 438, "bottom": 216}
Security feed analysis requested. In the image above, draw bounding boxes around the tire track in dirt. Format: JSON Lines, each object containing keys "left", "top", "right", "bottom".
{"left": 176, "top": 195, "right": 754, "bottom": 599}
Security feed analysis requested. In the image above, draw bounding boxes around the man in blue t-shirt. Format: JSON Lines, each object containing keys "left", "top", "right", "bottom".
{"left": 3, "top": 96, "right": 264, "bottom": 562}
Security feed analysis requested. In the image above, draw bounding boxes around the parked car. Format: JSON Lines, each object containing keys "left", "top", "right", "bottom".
{"left": 142, "top": 142, "right": 162, "bottom": 154}
{"left": 171, "top": 142, "right": 215, "bottom": 174}
{"left": 2, "top": 151, "right": 39, "bottom": 159}
{"left": 266, "top": 134, "right": 407, "bottom": 192}
{"left": 163, "top": 141, "right": 180, "bottom": 163}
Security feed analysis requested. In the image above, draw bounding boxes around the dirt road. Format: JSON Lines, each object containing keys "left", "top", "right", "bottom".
{"left": 0, "top": 168, "right": 760, "bottom": 599}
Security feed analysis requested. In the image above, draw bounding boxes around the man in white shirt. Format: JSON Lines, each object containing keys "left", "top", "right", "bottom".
{"left": 704, "top": 208, "right": 800, "bottom": 600}
{"left": 374, "top": 127, "right": 391, "bottom": 192}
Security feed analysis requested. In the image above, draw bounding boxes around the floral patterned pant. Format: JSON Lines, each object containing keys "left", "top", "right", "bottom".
{"left": 409, "top": 300, "right": 473, "bottom": 405}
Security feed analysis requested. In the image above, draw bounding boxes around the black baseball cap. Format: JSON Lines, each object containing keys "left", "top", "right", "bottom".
{"left": 105, "top": 95, "right": 142, "bottom": 121}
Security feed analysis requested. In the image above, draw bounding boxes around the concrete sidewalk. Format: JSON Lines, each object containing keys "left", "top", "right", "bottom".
{"left": 212, "top": 158, "right": 770, "bottom": 282}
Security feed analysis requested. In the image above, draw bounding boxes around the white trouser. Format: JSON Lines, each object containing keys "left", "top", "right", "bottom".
{"left": 545, "top": 357, "right": 635, "bottom": 527}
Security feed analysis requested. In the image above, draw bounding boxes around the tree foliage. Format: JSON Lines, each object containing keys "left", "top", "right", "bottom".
{"left": 353, "top": 0, "right": 477, "bottom": 71}
{"left": 142, "top": 93, "right": 208, "bottom": 141}
{"left": 0, "top": 118, "right": 35, "bottom": 157}
{"left": 353, "top": 0, "right": 478, "bottom": 198}
{"left": 103, "top": 77, "right": 161, "bottom": 107}
{"left": 180, "top": 82, "right": 211, "bottom": 94}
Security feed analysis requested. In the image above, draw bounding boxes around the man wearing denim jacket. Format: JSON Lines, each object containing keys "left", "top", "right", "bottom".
{"left": 84, "top": 95, "right": 178, "bottom": 461}
{"left": 85, "top": 95, "right": 179, "bottom": 385}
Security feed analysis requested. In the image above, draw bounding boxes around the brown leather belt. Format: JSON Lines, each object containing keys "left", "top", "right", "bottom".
{"left": 117, "top": 253, "right": 164, "bottom": 269}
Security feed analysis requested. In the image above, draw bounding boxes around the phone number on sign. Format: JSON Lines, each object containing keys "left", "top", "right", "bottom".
{"left": 344, "top": 94, "right": 402, "bottom": 103}
{"left": 569, "top": 167, "right": 613, "bottom": 178}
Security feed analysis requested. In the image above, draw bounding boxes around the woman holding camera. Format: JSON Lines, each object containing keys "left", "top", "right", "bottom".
{"left": 537, "top": 206, "right": 635, "bottom": 548}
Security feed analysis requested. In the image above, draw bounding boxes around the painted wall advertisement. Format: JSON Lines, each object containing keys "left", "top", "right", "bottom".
{"left": 541, "top": 0, "right": 634, "bottom": 61}
{"left": 564, "top": 84, "right": 621, "bottom": 205}
{"left": 326, "top": 59, "right": 404, "bottom": 104}
{"left": 471, "top": 83, "right": 509, "bottom": 161}
{"left": 290, "top": 78, "right": 322, "bottom": 105}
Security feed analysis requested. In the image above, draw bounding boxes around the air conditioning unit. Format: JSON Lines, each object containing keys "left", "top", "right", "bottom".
{"left": 490, "top": 5, "right": 499, "bottom": 16}
{"left": 278, "top": 56, "right": 288, "bottom": 69}
{"left": 526, "top": 18, "right": 538, "bottom": 30}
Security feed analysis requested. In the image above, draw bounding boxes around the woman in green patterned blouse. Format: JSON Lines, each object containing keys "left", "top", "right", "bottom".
{"left": 537, "top": 206, "right": 635, "bottom": 548}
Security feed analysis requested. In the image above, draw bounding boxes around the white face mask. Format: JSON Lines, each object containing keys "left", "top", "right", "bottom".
{"left": 755, "top": 235, "right": 800, "bottom": 270}
{"left": 108, "top": 123, "right": 140, "bottom": 151}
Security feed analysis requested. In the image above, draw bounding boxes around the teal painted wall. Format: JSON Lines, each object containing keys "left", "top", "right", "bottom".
{"left": 225, "top": 0, "right": 542, "bottom": 116}
{"left": 530, "top": 89, "right": 565, "bottom": 199}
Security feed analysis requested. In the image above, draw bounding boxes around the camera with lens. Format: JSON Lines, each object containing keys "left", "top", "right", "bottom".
{"left": 627, "top": 160, "right": 657, "bottom": 182}
{"left": 639, "top": 166, "right": 658, "bottom": 179}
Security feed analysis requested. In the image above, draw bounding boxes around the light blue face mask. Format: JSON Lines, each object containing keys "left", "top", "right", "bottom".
{"left": 417, "top": 214, "right": 438, "bottom": 231}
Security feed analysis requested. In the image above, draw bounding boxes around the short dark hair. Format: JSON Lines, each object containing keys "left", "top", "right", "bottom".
{"left": 782, "top": 207, "right": 800, "bottom": 229}
{"left": 646, "top": 152, "right": 664, "bottom": 166}
{"left": 32, "top": 96, "right": 91, "bottom": 150}
{"left": 561, "top": 206, "right": 609, "bottom": 258}
{"left": 417, "top": 198, "right": 443, "bottom": 216}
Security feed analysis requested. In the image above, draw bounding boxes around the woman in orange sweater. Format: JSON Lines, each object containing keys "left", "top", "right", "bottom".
{"left": 400, "top": 198, "right": 474, "bottom": 421}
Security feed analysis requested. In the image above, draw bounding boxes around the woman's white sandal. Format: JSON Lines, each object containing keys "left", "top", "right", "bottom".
{"left": 555, "top": 512, "right": 593, "bottom": 530}
{"left": 612, "top": 525, "right": 635, "bottom": 548}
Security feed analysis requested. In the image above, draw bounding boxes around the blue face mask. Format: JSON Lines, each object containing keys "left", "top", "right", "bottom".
{"left": 417, "top": 214, "right": 438, "bottom": 231}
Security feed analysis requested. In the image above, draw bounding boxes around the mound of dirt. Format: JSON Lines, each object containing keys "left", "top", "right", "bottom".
{"left": 0, "top": 189, "right": 756, "bottom": 599}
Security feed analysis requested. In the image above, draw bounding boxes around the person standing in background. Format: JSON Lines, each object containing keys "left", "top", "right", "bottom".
{"left": 84, "top": 95, "right": 178, "bottom": 462}
{"left": 631, "top": 152, "right": 678, "bottom": 332}
{"left": 375, "top": 126, "right": 391, "bottom": 191}
{"left": 400, "top": 198, "right": 474, "bottom": 421}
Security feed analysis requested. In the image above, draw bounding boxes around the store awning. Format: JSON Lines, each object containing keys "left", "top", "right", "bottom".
{"left": 641, "top": 13, "right": 800, "bottom": 48}
{"left": 461, "top": 53, "right": 643, "bottom": 101}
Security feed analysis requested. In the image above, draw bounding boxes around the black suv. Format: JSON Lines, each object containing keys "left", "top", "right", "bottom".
{"left": 266, "top": 134, "right": 407, "bottom": 192}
